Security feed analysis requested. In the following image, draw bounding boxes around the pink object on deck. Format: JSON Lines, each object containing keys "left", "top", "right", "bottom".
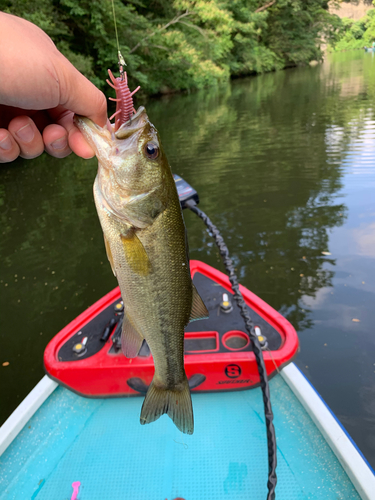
{"left": 70, "top": 481, "right": 81, "bottom": 500}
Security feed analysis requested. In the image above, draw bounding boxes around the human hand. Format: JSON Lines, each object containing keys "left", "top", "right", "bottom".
{"left": 0, "top": 12, "right": 107, "bottom": 163}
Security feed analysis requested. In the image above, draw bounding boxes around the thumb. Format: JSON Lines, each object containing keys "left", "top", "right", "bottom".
{"left": 57, "top": 56, "right": 107, "bottom": 127}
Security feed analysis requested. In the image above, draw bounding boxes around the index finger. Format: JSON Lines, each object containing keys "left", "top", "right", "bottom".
{"left": 47, "top": 106, "right": 95, "bottom": 159}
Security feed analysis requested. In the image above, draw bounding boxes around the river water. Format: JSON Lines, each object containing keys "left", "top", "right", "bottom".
{"left": 1, "top": 50, "right": 375, "bottom": 469}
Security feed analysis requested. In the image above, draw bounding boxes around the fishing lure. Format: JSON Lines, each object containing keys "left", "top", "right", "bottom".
{"left": 70, "top": 481, "right": 80, "bottom": 500}
{"left": 107, "top": 67, "right": 140, "bottom": 131}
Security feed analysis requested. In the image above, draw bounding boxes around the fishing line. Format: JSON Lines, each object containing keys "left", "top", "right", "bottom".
{"left": 110, "top": 0, "right": 126, "bottom": 76}
{"left": 111, "top": 0, "right": 120, "bottom": 56}
{"left": 173, "top": 437, "right": 189, "bottom": 449}
{"left": 266, "top": 347, "right": 281, "bottom": 375}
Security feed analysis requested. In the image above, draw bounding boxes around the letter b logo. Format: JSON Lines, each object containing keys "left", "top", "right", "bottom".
{"left": 225, "top": 364, "right": 241, "bottom": 378}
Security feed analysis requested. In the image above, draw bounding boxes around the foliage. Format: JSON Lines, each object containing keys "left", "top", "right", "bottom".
{"left": 363, "top": 8, "right": 375, "bottom": 44}
{"left": 330, "top": 14, "right": 368, "bottom": 51}
{"left": 329, "top": 1, "right": 375, "bottom": 52}
{"left": 264, "top": 1, "right": 342, "bottom": 64}
{"left": 1, "top": 0, "right": 341, "bottom": 94}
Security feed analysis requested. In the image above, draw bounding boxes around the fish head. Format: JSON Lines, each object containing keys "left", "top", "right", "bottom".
{"left": 74, "top": 107, "right": 171, "bottom": 225}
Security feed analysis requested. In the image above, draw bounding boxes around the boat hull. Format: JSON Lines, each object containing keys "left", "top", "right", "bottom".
{"left": 43, "top": 261, "right": 299, "bottom": 397}
{"left": 1, "top": 368, "right": 373, "bottom": 500}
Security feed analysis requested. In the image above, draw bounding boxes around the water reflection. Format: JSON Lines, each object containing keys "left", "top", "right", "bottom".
{"left": 1, "top": 52, "right": 375, "bottom": 466}
{"left": 152, "top": 66, "right": 349, "bottom": 332}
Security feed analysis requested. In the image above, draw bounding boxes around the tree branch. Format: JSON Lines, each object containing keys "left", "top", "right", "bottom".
{"left": 130, "top": 10, "right": 191, "bottom": 54}
{"left": 255, "top": 0, "right": 276, "bottom": 13}
{"left": 150, "top": 44, "right": 169, "bottom": 51}
{"left": 178, "top": 20, "right": 206, "bottom": 37}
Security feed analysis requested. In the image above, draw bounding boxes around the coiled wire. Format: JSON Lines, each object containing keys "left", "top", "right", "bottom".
{"left": 187, "top": 200, "right": 277, "bottom": 500}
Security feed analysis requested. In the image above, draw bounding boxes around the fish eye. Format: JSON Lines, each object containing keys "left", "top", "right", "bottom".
{"left": 144, "top": 142, "right": 159, "bottom": 160}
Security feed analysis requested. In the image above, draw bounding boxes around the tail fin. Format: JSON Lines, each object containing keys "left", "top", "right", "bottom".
{"left": 140, "top": 378, "right": 194, "bottom": 435}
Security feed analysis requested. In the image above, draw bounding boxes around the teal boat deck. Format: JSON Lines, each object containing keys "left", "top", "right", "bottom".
{"left": 0, "top": 374, "right": 360, "bottom": 500}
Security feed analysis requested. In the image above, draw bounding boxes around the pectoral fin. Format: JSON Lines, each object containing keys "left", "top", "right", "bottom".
{"left": 120, "top": 229, "right": 152, "bottom": 276}
{"left": 189, "top": 284, "right": 209, "bottom": 322}
{"left": 104, "top": 234, "right": 116, "bottom": 276}
{"left": 121, "top": 314, "right": 144, "bottom": 358}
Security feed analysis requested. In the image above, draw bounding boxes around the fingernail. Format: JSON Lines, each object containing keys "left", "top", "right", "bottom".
{"left": 15, "top": 124, "right": 34, "bottom": 143}
{"left": 50, "top": 137, "right": 68, "bottom": 151}
{"left": 0, "top": 136, "right": 12, "bottom": 151}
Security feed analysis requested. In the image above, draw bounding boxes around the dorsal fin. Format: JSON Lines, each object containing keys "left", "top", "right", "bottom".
{"left": 189, "top": 284, "right": 209, "bottom": 322}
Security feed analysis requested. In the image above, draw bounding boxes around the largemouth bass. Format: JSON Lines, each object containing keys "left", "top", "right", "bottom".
{"left": 74, "top": 81, "right": 208, "bottom": 435}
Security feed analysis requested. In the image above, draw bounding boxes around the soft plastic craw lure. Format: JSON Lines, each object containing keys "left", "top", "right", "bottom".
{"left": 106, "top": 56, "right": 140, "bottom": 131}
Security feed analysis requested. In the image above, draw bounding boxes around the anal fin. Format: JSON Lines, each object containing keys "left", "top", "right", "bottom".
{"left": 189, "top": 284, "right": 209, "bottom": 322}
{"left": 121, "top": 315, "right": 144, "bottom": 358}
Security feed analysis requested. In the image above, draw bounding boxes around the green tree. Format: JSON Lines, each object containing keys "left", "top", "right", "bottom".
{"left": 329, "top": 1, "right": 375, "bottom": 52}
{"left": 1, "top": 0, "right": 341, "bottom": 94}
{"left": 263, "top": 1, "right": 341, "bottom": 65}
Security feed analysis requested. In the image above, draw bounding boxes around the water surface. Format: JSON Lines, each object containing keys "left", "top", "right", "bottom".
{"left": 1, "top": 50, "right": 375, "bottom": 468}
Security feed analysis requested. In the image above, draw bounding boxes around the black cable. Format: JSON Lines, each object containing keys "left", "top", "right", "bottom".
{"left": 187, "top": 200, "right": 277, "bottom": 500}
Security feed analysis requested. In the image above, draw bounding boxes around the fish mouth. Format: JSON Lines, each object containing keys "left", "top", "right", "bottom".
{"left": 74, "top": 106, "right": 148, "bottom": 145}
{"left": 73, "top": 114, "right": 113, "bottom": 152}
{"left": 112, "top": 106, "right": 151, "bottom": 158}
{"left": 114, "top": 107, "right": 148, "bottom": 140}
{"left": 74, "top": 107, "right": 150, "bottom": 162}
